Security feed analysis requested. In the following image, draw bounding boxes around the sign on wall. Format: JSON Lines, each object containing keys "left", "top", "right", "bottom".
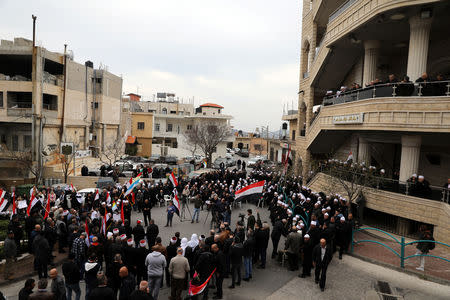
{"left": 60, "top": 142, "right": 74, "bottom": 155}
{"left": 332, "top": 113, "right": 364, "bottom": 125}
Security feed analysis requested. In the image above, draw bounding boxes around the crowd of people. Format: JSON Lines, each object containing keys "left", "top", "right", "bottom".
{"left": 325, "top": 72, "right": 448, "bottom": 99}
{"left": 0, "top": 163, "right": 428, "bottom": 300}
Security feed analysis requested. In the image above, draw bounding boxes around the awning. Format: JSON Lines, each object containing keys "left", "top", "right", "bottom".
{"left": 125, "top": 136, "right": 137, "bottom": 144}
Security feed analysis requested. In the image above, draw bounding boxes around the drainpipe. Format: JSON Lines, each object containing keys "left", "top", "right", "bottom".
{"left": 84, "top": 63, "right": 88, "bottom": 121}
{"left": 59, "top": 44, "right": 67, "bottom": 143}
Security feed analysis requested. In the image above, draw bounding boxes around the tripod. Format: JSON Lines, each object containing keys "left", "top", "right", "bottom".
{"left": 180, "top": 198, "right": 192, "bottom": 222}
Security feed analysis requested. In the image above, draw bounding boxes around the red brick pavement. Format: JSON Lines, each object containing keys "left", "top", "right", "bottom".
{"left": 352, "top": 230, "right": 450, "bottom": 282}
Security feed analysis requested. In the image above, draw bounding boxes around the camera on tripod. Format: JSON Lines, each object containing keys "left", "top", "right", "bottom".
{"left": 238, "top": 213, "right": 245, "bottom": 223}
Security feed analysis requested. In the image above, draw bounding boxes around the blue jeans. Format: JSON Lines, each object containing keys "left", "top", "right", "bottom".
{"left": 192, "top": 207, "right": 200, "bottom": 221}
{"left": 148, "top": 275, "right": 162, "bottom": 300}
{"left": 66, "top": 283, "right": 81, "bottom": 300}
{"left": 259, "top": 247, "right": 267, "bottom": 267}
{"left": 244, "top": 256, "right": 252, "bottom": 278}
{"left": 166, "top": 213, "right": 174, "bottom": 226}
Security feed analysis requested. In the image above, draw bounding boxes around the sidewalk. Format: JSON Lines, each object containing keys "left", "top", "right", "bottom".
{"left": 0, "top": 250, "right": 68, "bottom": 287}
{"left": 352, "top": 230, "right": 450, "bottom": 282}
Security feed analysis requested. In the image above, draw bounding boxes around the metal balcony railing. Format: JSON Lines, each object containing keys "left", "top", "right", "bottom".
{"left": 323, "top": 80, "right": 450, "bottom": 106}
{"left": 317, "top": 163, "right": 450, "bottom": 203}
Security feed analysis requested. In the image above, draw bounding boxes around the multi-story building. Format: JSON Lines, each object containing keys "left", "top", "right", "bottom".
{"left": 287, "top": 1, "right": 450, "bottom": 242}
{"left": 0, "top": 37, "right": 123, "bottom": 178}
{"left": 129, "top": 112, "right": 153, "bottom": 157}
{"left": 132, "top": 93, "right": 234, "bottom": 160}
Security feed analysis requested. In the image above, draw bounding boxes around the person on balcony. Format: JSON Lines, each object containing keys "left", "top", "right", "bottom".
{"left": 410, "top": 175, "right": 432, "bottom": 198}
{"left": 386, "top": 74, "right": 398, "bottom": 85}
{"left": 433, "top": 73, "right": 447, "bottom": 96}
{"left": 396, "top": 76, "right": 414, "bottom": 96}
{"left": 416, "top": 72, "right": 433, "bottom": 96}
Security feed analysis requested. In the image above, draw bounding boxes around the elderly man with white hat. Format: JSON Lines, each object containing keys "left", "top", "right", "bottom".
{"left": 336, "top": 216, "right": 352, "bottom": 259}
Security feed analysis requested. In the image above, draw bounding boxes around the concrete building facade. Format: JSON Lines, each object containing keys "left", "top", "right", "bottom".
{"left": 286, "top": 1, "right": 450, "bottom": 241}
{"left": 132, "top": 94, "right": 234, "bottom": 161}
{"left": 130, "top": 112, "right": 153, "bottom": 157}
{"left": 0, "top": 37, "right": 123, "bottom": 178}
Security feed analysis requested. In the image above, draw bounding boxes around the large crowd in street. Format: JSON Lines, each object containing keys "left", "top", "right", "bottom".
{"left": 1, "top": 163, "right": 435, "bottom": 300}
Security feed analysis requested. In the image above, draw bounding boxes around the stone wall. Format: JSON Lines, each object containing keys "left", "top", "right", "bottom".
{"left": 308, "top": 172, "right": 450, "bottom": 244}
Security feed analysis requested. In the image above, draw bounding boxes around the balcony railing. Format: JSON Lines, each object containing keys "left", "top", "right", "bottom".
{"left": 329, "top": 0, "right": 358, "bottom": 23}
{"left": 317, "top": 163, "right": 450, "bottom": 203}
{"left": 323, "top": 80, "right": 450, "bottom": 106}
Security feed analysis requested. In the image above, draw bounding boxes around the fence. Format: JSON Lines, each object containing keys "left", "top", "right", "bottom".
{"left": 351, "top": 227, "right": 450, "bottom": 269}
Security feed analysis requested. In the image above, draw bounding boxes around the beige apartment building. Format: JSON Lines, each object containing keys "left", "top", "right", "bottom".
{"left": 285, "top": 1, "right": 450, "bottom": 242}
{"left": 0, "top": 37, "right": 123, "bottom": 178}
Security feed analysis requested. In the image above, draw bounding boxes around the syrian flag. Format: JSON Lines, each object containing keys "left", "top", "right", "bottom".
{"left": 101, "top": 207, "right": 110, "bottom": 235}
{"left": 283, "top": 145, "right": 291, "bottom": 175}
{"left": 11, "top": 192, "right": 17, "bottom": 218}
{"left": 70, "top": 183, "right": 76, "bottom": 192}
{"left": 94, "top": 189, "right": 99, "bottom": 201}
{"left": 85, "top": 220, "right": 90, "bottom": 247}
{"left": 106, "top": 192, "right": 111, "bottom": 204}
{"left": 346, "top": 151, "right": 354, "bottom": 162}
{"left": 0, "top": 190, "right": 9, "bottom": 212}
{"left": 169, "top": 172, "right": 178, "bottom": 187}
{"left": 172, "top": 188, "right": 180, "bottom": 216}
{"left": 188, "top": 268, "right": 216, "bottom": 296}
{"left": 44, "top": 192, "right": 51, "bottom": 219}
{"left": 235, "top": 180, "right": 265, "bottom": 200}
{"left": 26, "top": 194, "right": 39, "bottom": 216}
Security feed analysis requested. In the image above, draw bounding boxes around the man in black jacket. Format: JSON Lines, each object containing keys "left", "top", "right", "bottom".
{"left": 89, "top": 274, "right": 114, "bottom": 300}
{"left": 32, "top": 227, "right": 50, "bottom": 279}
{"left": 132, "top": 220, "right": 146, "bottom": 247}
{"left": 270, "top": 219, "right": 287, "bottom": 258}
{"left": 211, "top": 244, "right": 226, "bottom": 299}
{"left": 312, "top": 238, "right": 332, "bottom": 291}
{"left": 336, "top": 217, "right": 352, "bottom": 259}
{"left": 129, "top": 281, "right": 154, "bottom": 300}
{"left": 119, "top": 266, "right": 136, "bottom": 300}
{"left": 298, "top": 234, "right": 314, "bottom": 278}
{"left": 146, "top": 220, "right": 159, "bottom": 249}
{"left": 242, "top": 230, "right": 255, "bottom": 281}
{"left": 255, "top": 222, "right": 270, "bottom": 268}
{"left": 228, "top": 237, "right": 244, "bottom": 288}
{"left": 62, "top": 253, "right": 81, "bottom": 300}
{"left": 246, "top": 209, "right": 255, "bottom": 231}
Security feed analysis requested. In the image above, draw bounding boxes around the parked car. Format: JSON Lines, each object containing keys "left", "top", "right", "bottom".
{"left": 237, "top": 149, "right": 249, "bottom": 157}
{"left": 96, "top": 177, "right": 115, "bottom": 189}
{"left": 262, "top": 159, "right": 275, "bottom": 168}
{"left": 226, "top": 157, "right": 236, "bottom": 167}
{"left": 247, "top": 158, "right": 261, "bottom": 168}
{"left": 213, "top": 157, "right": 227, "bottom": 169}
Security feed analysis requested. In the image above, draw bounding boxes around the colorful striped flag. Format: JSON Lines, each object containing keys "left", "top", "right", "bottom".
{"left": 169, "top": 172, "right": 178, "bottom": 187}
{"left": 124, "top": 173, "right": 142, "bottom": 197}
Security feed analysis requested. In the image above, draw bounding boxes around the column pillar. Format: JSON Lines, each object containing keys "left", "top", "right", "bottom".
{"left": 399, "top": 135, "right": 421, "bottom": 182}
{"left": 407, "top": 15, "right": 432, "bottom": 81}
{"left": 301, "top": 149, "right": 311, "bottom": 179}
{"left": 358, "top": 137, "right": 370, "bottom": 165}
{"left": 84, "top": 126, "right": 89, "bottom": 150}
{"left": 363, "top": 40, "right": 380, "bottom": 86}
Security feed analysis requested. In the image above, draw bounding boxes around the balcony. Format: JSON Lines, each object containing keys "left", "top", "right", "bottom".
{"left": 323, "top": 81, "right": 450, "bottom": 106}
{"left": 282, "top": 110, "right": 298, "bottom": 121}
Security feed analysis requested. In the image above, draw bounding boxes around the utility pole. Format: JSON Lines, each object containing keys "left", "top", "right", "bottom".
{"left": 31, "top": 15, "right": 37, "bottom": 162}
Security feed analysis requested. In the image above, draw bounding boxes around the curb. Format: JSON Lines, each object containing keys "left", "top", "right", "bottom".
{"left": 349, "top": 252, "right": 450, "bottom": 286}
{"left": 0, "top": 256, "right": 66, "bottom": 288}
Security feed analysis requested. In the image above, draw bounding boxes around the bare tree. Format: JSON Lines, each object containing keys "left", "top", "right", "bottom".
{"left": 253, "top": 143, "right": 265, "bottom": 156}
{"left": 96, "top": 138, "right": 125, "bottom": 167}
{"left": 58, "top": 152, "right": 76, "bottom": 183}
{"left": 184, "top": 122, "right": 231, "bottom": 167}
{"left": 3, "top": 150, "right": 43, "bottom": 184}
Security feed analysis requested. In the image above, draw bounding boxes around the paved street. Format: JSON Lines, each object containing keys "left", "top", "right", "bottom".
{"left": 1, "top": 202, "right": 449, "bottom": 299}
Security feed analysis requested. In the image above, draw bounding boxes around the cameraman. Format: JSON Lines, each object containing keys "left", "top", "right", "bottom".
{"left": 191, "top": 195, "right": 202, "bottom": 223}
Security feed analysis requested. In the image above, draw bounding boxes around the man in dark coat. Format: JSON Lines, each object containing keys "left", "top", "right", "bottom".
{"left": 228, "top": 237, "right": 244, "bottom": 289}
{"left": 29, "top": 278, "right": 55, "bottom": 300}
{"left": 119, "top": 266, "right": 136, "bottom": 300}
{"left": 255, "top": 222, "right": 270, "bottom": 269}
{"left": 129, "top": 281, "right": 154, "bottom": 300}
{"left": 132, "top": 220, "right": 146, "bottom": 246}
{"left": 88, "top": 274, "right": 114, "bottom": 300}
{"left": 312, "top": 238, "right": 332, "bottom": 292}
{"left": 146, "top": 220, "right": 159, "bottom": 249}
{"left": 336, "top": 216, "right": 352, "bottom": 259}
{"left": 32, "top": 226, "right": 50, "bottom": 279}
{"left": 242, "top": 230, "right": 255, "bottom": 281}
{"left": 246, "top": 209, "right": 255, "bottom": 231}
{"left": 284, "top": 227, "right": 303, "bottom": 271}
{"left": 211, "top": 243, "right": 226, "bottom": 299}
{"left": 270, "top": 219, "right": 287, "bottom": 258}
{"left": 299, "top": 234, "right": 314, "bottom": 278}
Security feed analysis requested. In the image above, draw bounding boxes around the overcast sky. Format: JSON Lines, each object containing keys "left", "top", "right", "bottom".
{"left": 1, "top": 0, "right": 302, "bottom": 131}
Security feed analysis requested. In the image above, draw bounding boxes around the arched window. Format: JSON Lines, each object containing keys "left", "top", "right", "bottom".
{"left": 162, "top": 108, "right": 167, "bottom": 114}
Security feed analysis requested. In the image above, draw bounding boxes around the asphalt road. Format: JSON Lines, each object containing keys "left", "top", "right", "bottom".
{"left": 2, "top": 202, "right": 449, "bottom": 300}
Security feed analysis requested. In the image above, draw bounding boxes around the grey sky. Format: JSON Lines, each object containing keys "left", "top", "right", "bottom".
{"left": 1, "top": 0, "right": 302, "bottom": 131}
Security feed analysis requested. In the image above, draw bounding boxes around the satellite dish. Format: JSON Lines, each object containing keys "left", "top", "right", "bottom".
{"left": 67, "top": 50, "right": 74, "bottom": 61}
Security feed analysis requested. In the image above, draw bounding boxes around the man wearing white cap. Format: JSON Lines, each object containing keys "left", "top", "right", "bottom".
{"left": 336, "top": 216, "right": 351, "bottom": 259}
{"left": 299, "top": 234, "right": 314, "bottom": 278}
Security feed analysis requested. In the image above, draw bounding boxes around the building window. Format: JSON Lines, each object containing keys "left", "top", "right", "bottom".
{"left": 0, "top": 92, "right": 3, "bottom": 107}
{"left": 1, "top": 135, "right": 6, "bottom": 144}
{"left": 173, "top": 141, "right": 178, "bottom": 148}
{"left": 187, "top": 124, "right": 192, "bottom": 130}
{"left": 12, "top": 135, "right": 18, "bottom": 151}
{"left": 162, "top": 108, "right": 167, "bottom": 114}
{"left": 167, "top": 124, "right": 173, "bottom": 132}
{"left": 170, "top": 110, "right": 176, "bottom": 114}
{"left": 292, "top": 130, "right": 296, "bottom": 140}
{"left": 23, "top": 135, "right": 31, "bottom": 149}
{"left": 137, "top": 122, "right": 145, "bottom": 130}
{"left": 212, "top": 147, "right": 217, "bottom": 153}
{"left": 155, "top": 123, "right": 160, "bottom": 132}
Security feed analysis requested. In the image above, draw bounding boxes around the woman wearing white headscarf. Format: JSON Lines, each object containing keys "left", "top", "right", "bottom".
{"left": 180, "top": 237, "right": 188, "bottom": 256}
{"left": 187, "top": 234, "right": 199, "bottom": 249}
